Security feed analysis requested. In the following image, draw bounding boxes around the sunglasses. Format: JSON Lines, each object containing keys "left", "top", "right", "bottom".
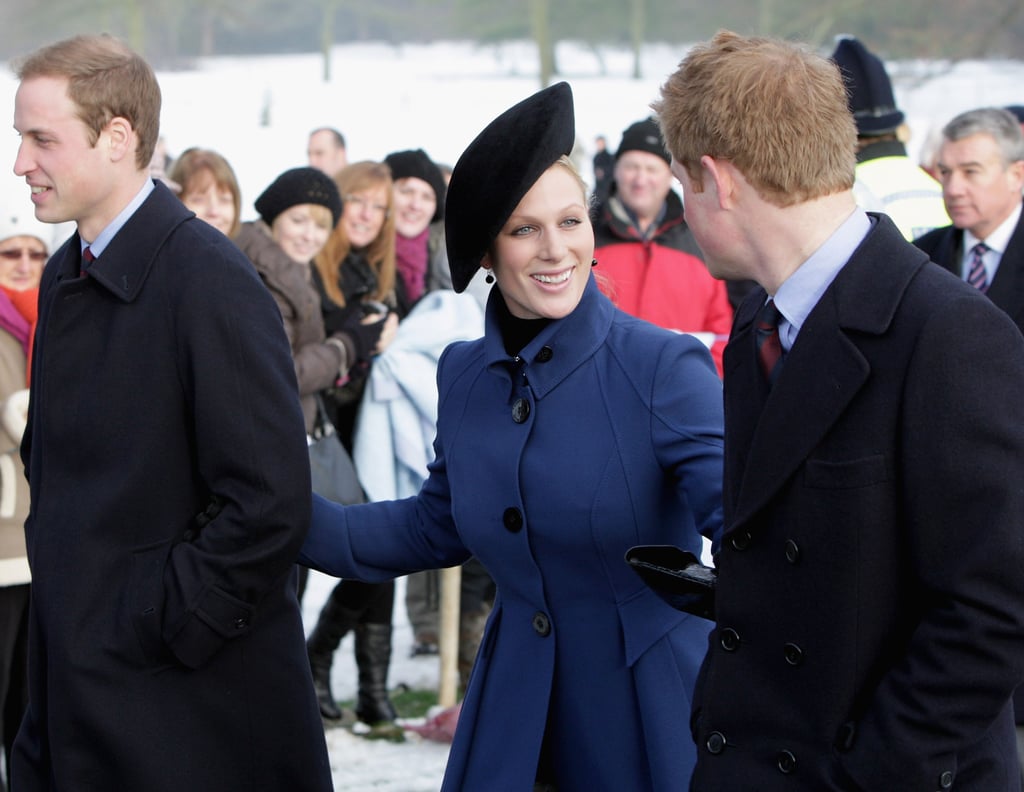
{"left": 0, "top": 249, "right": 47, "bottom": 262}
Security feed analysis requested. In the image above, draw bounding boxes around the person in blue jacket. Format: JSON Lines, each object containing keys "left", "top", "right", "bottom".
{"left": 300, "top": 81, "right": 724, "bottom": 791}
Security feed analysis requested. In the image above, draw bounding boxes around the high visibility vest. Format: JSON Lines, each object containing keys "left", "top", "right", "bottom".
{"left": 853, "top": 156, "right": 950, "bottom": 241}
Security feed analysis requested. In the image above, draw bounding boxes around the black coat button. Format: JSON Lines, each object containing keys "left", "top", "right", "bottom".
{"left": 776, "top": 750, "right": 796, "bottom": 774}
{"left": 512, "top": 397, "right": 530, "bottom": 423}
{"left": 233, "top": 618, "right": 248, "bottom": 630}
{"left": 730, "top": 531, "right": 752, "bottom": 551}
{"left": 783, "top": 642, "right": 803, "bottom": 666}
{"left": 535, "top": 346, "right": 553, "bottom": 363}
{"left": 785, "top": 539, "right": 801, "bottom": 564}
{"left": 720, "top": 627, "right": 740, "bottom": 651}
{"left": 502, "top": 508, "right": 523, "bottom": 533}
{"left": 183, "top": 529, "right": 196, "bottom": 542}
{"left": 532, "top": 611, "right": 551, "bottom": 636}
{"left": 706, "top": 731, "right": 726, "bottom": 754}
{"left": 939, "top": 771, "right": 954, "bottom": 789}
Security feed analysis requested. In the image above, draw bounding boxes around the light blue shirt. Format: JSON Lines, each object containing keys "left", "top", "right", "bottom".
{"left": 770, "top": 209, "right": 872, "bottom": 353}
{"left": 80, "top": 178, "right": 155, "bottom": 259}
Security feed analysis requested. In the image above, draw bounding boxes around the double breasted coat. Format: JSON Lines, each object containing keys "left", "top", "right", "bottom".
{"left": 302, "top": 274, "right": 725, "bottom": 791}
{"left": 12, "top": 183, "right": 332, "bottom": 791}
{"left": 691, "top": 214, "right": 1024, "bottom": 791}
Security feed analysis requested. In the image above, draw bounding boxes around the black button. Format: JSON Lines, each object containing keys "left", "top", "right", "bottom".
{"left": 706, "top": 731, "right": 726, "bottom": 754}
{"left": 532, "top": 611, "right": 551, "bottom": 637}
{"left": 776, "top": 750, "right": 796, "bottom": 774}
{"left": 939, "top": 771, "right": 954, "bottom": 789}
{"left": 785, "top": 539, "right": 801, "bottom": 564}
{"left": 512, "top": 398, "right": 530, "bottom": 423}
{"left": 720, "top": 627, "right": 740, "bottom": 652}
{"left": 183, "top": 529, "right": 196, "bottom": 542}
{"left": 783, "top": 642, "right": 803, "bottom": 666}
{"left": 233, "top": 618, "right": 248, "bottom": 630}
{"left": 535, "top": 346, "right": 553, "bottom": 363}
{"left": 730, "top": 531, "right": 751, "bottom": 551}
{"left": 502, "top": 508, "right": 523, "bottom": 533}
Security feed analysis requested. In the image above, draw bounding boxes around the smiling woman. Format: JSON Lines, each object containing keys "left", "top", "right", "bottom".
{"left": 299, "top": 80, "right": 726, "bottom": 792}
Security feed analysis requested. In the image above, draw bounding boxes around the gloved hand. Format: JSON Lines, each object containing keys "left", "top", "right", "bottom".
{"left": 332, "top": 310, "right": 387, "bottom": 365}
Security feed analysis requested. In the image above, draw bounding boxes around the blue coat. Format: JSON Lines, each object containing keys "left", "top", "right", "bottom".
{"left": 14, "top": 183, "right": 332, "bottom": 792}
{"left": 302, "top": 275, "right": 725, "bottom": 790}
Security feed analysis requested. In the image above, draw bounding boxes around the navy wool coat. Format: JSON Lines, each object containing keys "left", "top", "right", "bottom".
{"left": 691, "top": 214, "right": 1024, "bottom": 791}
{"left": 302, "top": 274, "right": 725, "bottom": 791}
{"left": 12, "top": 183, "right": 332, "bottom": 792}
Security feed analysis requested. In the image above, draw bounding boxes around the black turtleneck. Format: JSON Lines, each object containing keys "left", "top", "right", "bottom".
{"left": 494, "top": 290, "right": 553, "bottom": 357}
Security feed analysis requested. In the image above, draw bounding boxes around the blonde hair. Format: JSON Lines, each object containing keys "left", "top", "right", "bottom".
{"left": 16, "top": 34, "right": 161, "bottom": 171}
{"left": 653, "top": 30, "right": 856, "bottom": 207}
{"left": 314, "top": 161, "right": 396, "bottom": 307}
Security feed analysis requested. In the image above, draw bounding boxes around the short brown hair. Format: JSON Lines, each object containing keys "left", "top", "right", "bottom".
{"left": 653, "top": 30, "right": 856, "bottom": 207}
{"left": 15, "top": 34, "right": 161, "bottom": 171}
{"left": 169, "top": 148, "right": 242, "bottom": 238}
{"left": 314, "top": 161, "right": 396, "bottom": 307}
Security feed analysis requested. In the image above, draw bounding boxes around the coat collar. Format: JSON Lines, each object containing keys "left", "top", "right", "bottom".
{"left": 66, "top": 181, "right": 192, "bottom": 302}
{"left": 725, "top": 214, "right": 929, "bottom": 531}
{"left": 481, "top": 272, "right": 612, "bottom": 398}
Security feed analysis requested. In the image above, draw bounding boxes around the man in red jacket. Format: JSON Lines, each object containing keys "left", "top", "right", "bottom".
{"left": 593, "top": 116, "right": 733, "bottom": 375}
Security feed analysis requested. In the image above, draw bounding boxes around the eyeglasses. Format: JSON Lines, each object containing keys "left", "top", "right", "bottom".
{"left": 344, "top": 194, "right": 389, "bottom": 217}
{"left": 0, "top": 248, "right": 47, "bottom": 262}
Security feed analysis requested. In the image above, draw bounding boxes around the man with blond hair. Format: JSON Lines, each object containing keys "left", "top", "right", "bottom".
{"left": 11, "top": 34, "right": 331, "bottom": 791}
{"left": 645, "top": 30, "right": 1024, "bottom": 790}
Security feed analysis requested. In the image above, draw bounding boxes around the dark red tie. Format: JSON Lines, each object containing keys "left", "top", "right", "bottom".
{"left": 756, "top": 299, "right": 784, "bottom": 386}
{"left": 81, "top": 246, "right": 94, "bottom": 277}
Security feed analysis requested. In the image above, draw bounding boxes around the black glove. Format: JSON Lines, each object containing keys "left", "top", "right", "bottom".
{"left": 332, "top": 311, "right": 386, "bottom": 365}
{"left": 625, "top": 545, "right": 716, "bottom": 620}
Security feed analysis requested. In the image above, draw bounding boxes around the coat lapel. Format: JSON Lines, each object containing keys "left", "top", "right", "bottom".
{"left": 725, "top": 215, "right": 929, "bottom": 536}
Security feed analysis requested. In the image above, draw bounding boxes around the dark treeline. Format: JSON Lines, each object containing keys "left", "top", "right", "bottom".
{"left": 1, "top": 0, "right": 1022, "bottom": 70}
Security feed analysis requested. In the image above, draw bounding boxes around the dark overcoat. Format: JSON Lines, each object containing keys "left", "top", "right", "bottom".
{"left": 692, "top": 214, "right": 1024, "bottom": 791}
{"left": 914, "top": 211, "right": 1024, "bottom": 335}
{"left": 11, "top": 183, "right": 332, "bottom": 791}
{"left": 303, "top": 275, "right": 725, "bottom": 791}
{"left": 915, "top": 211, "right": 1024, "bottom": 732}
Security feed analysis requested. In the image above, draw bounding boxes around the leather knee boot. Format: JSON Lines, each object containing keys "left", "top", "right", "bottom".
{"left": 354, "top": 622, "right": 397, "bottom": 725}
{"left": 307, "top": 590, "right": 360, "bottom": 721}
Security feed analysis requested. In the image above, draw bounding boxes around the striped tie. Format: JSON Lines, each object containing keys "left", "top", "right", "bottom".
{"left": 967, "top": 242, "right": 989, "bottom": 292}
{"left": 756, "top": 299, "right": 784, "bottom": 386}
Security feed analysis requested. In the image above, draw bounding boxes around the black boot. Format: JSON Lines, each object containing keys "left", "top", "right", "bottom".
{"left": 354, "top": 622, "right": 398, "bottom": 726}
{"left": 307, "top": 587, "right": 360, "bottom": 721}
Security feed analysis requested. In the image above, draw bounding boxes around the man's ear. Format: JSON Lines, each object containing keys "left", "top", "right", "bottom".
{"left": 103, "top": 116, "right": 136, "bottom": 164}
{"left": 701, "top": 155, "right": 733, "bottom": 210}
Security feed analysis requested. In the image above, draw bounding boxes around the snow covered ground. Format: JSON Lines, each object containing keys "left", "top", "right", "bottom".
{"left": 302, "top": 572, "right": 451, "bottom": 791}
{"left": 3, "top": 35, "right": 1024, "bottom": 790}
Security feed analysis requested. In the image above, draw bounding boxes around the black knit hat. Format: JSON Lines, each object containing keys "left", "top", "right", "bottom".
{"left": 385, "top": 149, "right": 447, "bottom": 224}
{"left": 445, "top": 81, "right": 575, "bottom": 294}
{"left": 254, "top": 166, "right": 343, "bottom": 228}
{"left": 616, "top": 117, "right": 670, "bottom": 164}
{"left": 831, "top": 37, "right": 905, "bottom": 136}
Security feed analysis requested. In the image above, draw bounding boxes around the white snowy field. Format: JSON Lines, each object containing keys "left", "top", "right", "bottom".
{"left": 3, "top": 36, "right": 1024, "bottom": 790}
{"left": 4, "top": 38, "right": 1024, "bottom": 225}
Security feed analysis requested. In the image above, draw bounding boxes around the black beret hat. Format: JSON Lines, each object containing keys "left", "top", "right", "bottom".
{"left": 831, "top": 37, "right": 905, "bottom": 136}
{"left": 385, "top": 149, "right": 447, "bottom": 224}
{"left": 445, "top": 81, "right": 575, "bottom": 294}
{"left": 616, "top": 117, "right": 670, "bottom": 164}
{"left": 255, "top": 166, "right": 343, "bottom": 228}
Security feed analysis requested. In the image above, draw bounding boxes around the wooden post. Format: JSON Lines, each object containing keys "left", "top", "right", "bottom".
{"left": 437, "top": 565, "right": 462, "bottom": 708}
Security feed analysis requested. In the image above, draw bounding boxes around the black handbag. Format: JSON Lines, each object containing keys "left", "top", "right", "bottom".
{"left": 308, "top": 394, "right": 366, "bottom": 506}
